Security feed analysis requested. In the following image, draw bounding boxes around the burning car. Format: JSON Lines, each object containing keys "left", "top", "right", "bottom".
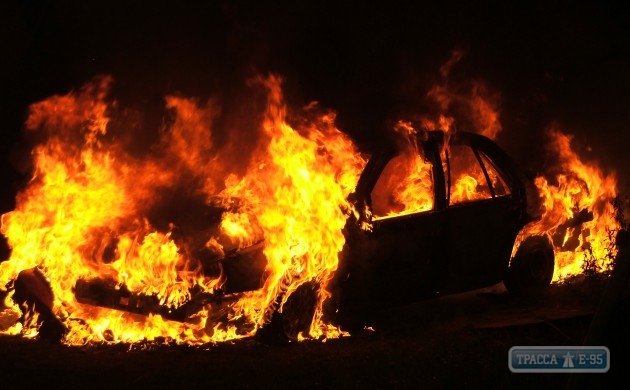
{"left": 326, "top": 128, "right": 553, "bottom": 329}
{"left": 3, "top": 76, "right": 616, "bottom": 345}
{"left": 8, "top": 127, "right": 554, "bottom": 341}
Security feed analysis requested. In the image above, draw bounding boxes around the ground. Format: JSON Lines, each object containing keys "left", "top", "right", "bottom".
{"left": 1, "top": 278, "right": 626, "bottom": 389}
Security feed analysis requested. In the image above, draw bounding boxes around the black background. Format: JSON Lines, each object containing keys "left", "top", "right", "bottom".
{"left": 1, "top": 0, "right": 629, "bottom": 217}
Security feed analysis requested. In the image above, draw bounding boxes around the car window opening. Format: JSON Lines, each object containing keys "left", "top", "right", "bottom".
{"left": 478, "top": 151, "right": 511, "bottom": 197}
{"left": 370, "top": 149, "right": 434, "bottom": 220}
{"left": 473, "top": 148, "right": 496, "bottom": 198}
{"left": 448, "top": 144, "right": 499, "bottom": 205}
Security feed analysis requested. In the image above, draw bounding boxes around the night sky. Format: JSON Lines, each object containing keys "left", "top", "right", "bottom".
{"left": 1, "top": 0, "right": 629, "bottom": 205}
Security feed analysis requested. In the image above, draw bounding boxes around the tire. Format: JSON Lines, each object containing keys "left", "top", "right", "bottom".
{"left": 504, "top": 235, "right": 555, "bottom": 295}
{"left": 255, "top": 281, "right": 319, "bottom": 343}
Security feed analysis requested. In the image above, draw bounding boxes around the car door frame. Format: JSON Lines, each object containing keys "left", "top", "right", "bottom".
{"left": 335, "top": 132, "right": 449, "bottom": 309}
{"left": 438, "top": 131, "right": 532, "bottom": 293}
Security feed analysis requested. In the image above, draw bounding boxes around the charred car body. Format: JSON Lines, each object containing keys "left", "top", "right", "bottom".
{"left": 327, "top": 130, "right": 553, "bottom": 328}
{"left": 12, "top": 130, "right": 554, "bottom": 340}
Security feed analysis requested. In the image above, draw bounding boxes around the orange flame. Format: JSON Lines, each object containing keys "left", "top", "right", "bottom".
{"left": 0, "top": 77, "right": 219, "bottom": 343}
{"left": 219, "top": 76, "right": 365, "bottom": 338}
{"left": 0, "top": 62, "right": 621, "bottom": 345}
{"left": 515, "top": 129, "right": 619, "bottom": 280}
{"left": 425, "top": 49, "right": 502, "bottom": 140}
{"left": 370, "top": 121, "right": 433, "bottom": 219}
{"left": 0, "top": 75, "right": 365, "bottom": 344}
{"left": 383, "top": 49, "right": 620, "bottom": 283}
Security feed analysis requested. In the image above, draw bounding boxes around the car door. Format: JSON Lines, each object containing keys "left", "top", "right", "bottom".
{"left": 337, "top": 134, "right": 449, "bottom": 309}
{"left": 441, "top": 133, "right": 525, "bottom": 293}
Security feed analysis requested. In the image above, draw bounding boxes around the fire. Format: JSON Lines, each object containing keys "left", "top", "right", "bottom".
{"left": 0, "top": 77, "right": 219, "bottom": 344}
{"left": 220, "top": 76, "right": 365, "bottom": 338}
{"left": 0, "top": 58, "right": 621, "bottom": 345}
{"left": 378, "top": 49, "right": 620, "bottom": 282}
{"left": 370, "top": 121, "right": 433, "bottom": 219}
{"left": 515, "top": 129, "right": 620, "bottom": 280}
{"left": 0, "top": 75, "right": 365, "bottom": 344}
{"left": 419, "top": 50, "right": 505, "bottom": 206}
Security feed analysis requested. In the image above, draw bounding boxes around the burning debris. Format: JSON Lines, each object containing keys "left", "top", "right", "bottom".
{"left": 0, "top": 66, "right": 622, "bottom": 346}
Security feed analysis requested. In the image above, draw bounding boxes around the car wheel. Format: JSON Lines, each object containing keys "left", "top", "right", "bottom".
{"left": 255, "top": 280, "right": 319, "bottom": 343}
{"left": 504, "top": 235, "right": 555, "bottom": 295}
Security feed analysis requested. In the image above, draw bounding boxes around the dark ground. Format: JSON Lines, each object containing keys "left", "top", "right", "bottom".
{"left": 1, "top": 278, "right": 627, "bottom": 389}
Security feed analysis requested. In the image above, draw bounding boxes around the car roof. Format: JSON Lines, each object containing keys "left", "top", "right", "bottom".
{"left": 353, "top": 129, "right": 529, "bottom": 204}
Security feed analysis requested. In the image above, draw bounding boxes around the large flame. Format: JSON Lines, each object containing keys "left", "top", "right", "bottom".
{"left": 515, "top": 129, "right": 620, "bottom": 280}
{"left": 370, "top": 121, "right": 434, "bottom": 219}
{"left": 0, "top": 75, "right": 365, "bottom": 344}
{"left": 0, "top": 62, "right": 621, "bottom": 345}
{"left": 377, "top": 49, "right": 620, "bottom": 282}
{"left": 216, "top": 76, "right": 365, "bottom": 338}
